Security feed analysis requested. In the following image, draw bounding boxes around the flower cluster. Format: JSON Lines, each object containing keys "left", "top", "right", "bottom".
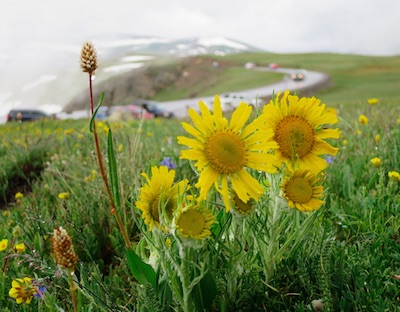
{"left": 136, "top": 91, "right": 339, "bottom": 241}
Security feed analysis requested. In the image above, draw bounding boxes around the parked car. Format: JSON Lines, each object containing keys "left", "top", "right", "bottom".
{"left": 290, "top": 72, "right": 305, "bottom": 81}
{"left": 134, "top": 100, "right": 175, "bottom": 118}
{"left": 6, "top": 109, "right": 49, "bottom": 122}
{"left": 269, "top": 63, "right": 280, "bottom": 69}
{"left": 210, "top": 93, "right": 264, "bottom": 111}
{"left": 107, "top": 105, "right": 154, "bottom": 121}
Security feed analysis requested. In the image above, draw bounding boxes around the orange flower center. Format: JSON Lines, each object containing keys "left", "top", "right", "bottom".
{"left": 275, "top": 115, "right": 315, "bottom": 159}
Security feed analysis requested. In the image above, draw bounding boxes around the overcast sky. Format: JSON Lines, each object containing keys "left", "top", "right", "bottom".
{"left": 1, "top": 0, "right": 400, "bottom": 57}
{"left": 0, "top": 0, "right": 399, "bottom": 119}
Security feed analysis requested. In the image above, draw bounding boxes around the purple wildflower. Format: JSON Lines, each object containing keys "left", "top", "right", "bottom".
{"left": 160, "top": 157, "right": 177, "bottom": 170}
{"left": 326, "top": 156, "right": 335, "bottom": 164}
{"left": 34, "top": 286, "right": 47, "bottom": 299}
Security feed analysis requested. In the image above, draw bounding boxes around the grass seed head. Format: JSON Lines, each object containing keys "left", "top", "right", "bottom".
{"left": 80, "top": 41, "right": 98, "bottom": 74}
{"left": 52, "top": 226, "right": 78, "bottom": 270}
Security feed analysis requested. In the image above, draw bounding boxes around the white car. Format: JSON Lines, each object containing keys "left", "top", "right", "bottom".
{"left": 210, "top": 93, "right": 264, "bottom": 111}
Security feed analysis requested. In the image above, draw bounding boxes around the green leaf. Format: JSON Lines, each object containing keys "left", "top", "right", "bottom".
{"left": 89, "top": 93, "right": 104, "bottom": 133}
{"left": 126, "top": 248, "right": 156, "bottom": 287}
{"left": 107, "top": 129, "right": 121, "bottom": 210}
{"left": 192, "top": 271, "right": 217, "bottom": 311}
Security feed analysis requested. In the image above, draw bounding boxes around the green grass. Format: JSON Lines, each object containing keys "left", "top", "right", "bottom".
{"left": 0, "top": 52, "right": 400, "bottom": 311}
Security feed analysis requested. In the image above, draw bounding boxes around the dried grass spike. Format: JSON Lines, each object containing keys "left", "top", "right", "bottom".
{"left": 52, "top": 226, "right": 78, "bottom": 270}
{"left": 80, "top": 41, "right": 98, "bottom": 74}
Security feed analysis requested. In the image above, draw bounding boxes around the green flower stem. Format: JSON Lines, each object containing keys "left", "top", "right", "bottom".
{"left": 156, "top": 234, "right": 185, "bottom": 307}
{"left": 261, "top": 173, "right": 284, "bottom": 282}
{"left": 68, "top": 268, "right": 78, "bottom": 312}
{"left": 88, "top": 73, "right": 131, "bottom": 249}
{"left": 178, "top": 244, "right": 194, "bottom": 312}
{"left": 226, "top": 217, "right": 244, "bottom": 305}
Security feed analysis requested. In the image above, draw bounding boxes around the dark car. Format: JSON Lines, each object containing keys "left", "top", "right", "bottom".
{"left": 290, "top": 72, "right": 305, "bottom": 81}
{"left": 6, "top": 109, "right": 49, "bottom": 122}
{"left": 135, "top": 100, "right": 175, "bottom": 118}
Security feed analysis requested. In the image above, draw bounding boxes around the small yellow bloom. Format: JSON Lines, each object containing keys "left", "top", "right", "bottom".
{"left": 117, "top": 144, "right": 123, "bottom": 152}
{"left": 375, "top": 134, "right": 381, "bottom": 144}
{"left": 15, "top": 192, "right": 24, "bottom": 199}
{"left": 367, "top": 98, "right": 379, "bottom": 105}
{"left": 0, "top": 239, "right": 8, "bottom": 251}
{"left": 358, "top": 114, "right": 369, "bottom": 125}
{"left": 9, "top": 277, "right": 36, "bottom": 304}
{"left": 58, "top": 192, "right": 69, "bottom": 199}
{"left": 397, "top": 116, "right": 400, "bottom": 125}
{"left": 64, "top": 128, "right": 75, "bottom": 135}
{"left": 147, "top": 132, "right": 153, "bottom": 137}
{"left": 370, "top": 157, "right": 381, "bottom": 168}
{"left": 14, "top": 243, "right": 26, "bottom": 253}
{"left": 342, "top": 139, "right": 348, "bottom": 146}
{"left": 388, "top": 171, "right": 400, "bottom": 182}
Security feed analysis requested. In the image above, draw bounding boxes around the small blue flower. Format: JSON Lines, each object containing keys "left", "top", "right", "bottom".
{"left": 34, "top": 286, "right": 47, "bottom": 299}
{"left": 160, "top": 157, "right": 176, "bottom": 170}
{"left": 326, "top": 156, "right": 335, "bottom": 164}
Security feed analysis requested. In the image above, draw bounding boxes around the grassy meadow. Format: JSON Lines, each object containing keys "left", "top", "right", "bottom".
{"left": 0, "top": 51, "right": 400, "bottom": 311}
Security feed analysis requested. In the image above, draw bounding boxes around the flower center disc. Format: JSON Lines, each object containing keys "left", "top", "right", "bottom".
{"left": 233, "top": 193, "right": 254, "bottom": 214}
{"left": 205, "top": 131, "right": 246, "bottom": 174}
{"left": 178, "top": 210, "right": 205, "bottom": 236}
{"left": 285, "top": 177, "right": 313, "bottom": 204}
{"left": 275, "top": 116, "right": 315, "bottom": 158}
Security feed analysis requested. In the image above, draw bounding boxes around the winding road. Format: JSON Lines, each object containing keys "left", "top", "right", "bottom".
{"left": 160, "top": 67, "right": 330, "bottom": 118}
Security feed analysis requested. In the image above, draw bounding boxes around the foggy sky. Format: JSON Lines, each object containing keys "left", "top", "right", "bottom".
{"left": 2, "top": 0, "right": 400, "bottom": 58}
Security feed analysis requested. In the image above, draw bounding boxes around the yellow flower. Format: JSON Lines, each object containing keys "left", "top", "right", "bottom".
{"left": 9, "top": 277, "right": 36, "bottom": 304}
{"left": 367, "top": 98, "right": 379, "bottom": 105}
{"left": 174, "top": 203, "right": 215, "bottom": 240}
{"left": 281, "top": 169, "right": 324, "bottom": 212}
{"left": 261, "top": 91, "right": 339, "bottom": 173}
{"left": 370, "top": 157, "right": 381, "bottom": 168}
{"left": 0, "top": 239, "right": 8, "bottom": 251}
{"left": 58, "top": 192, "right": 69, "bottom": 199}
{"left": 15, "top": 192, "right": 24, "bottom": 199}
{"left": 375, "top": 134, "right": 381, "bottom": 144}
{"left": 231, "top": 191, "right": 256, "bottom": 216}
{"left": 178, "top": 96, "right": 279, "bottom": 211}
{"left": 136, "top": 166, "right": 189, "bottom": 231}
{"left": 117, "top": 144, "right": 124, "bottom": 152}
{"left": 14, "top": 243, "right": 26, "bottom": 253}
{"left": 388, "top": 171, "right": 400, "bottom": 182}
{"left": 358, "top": 114, "right": 369, "bottom": 125}
{"left": 342, "top": 139, "right": 348, "bottom": 146}
{"left": 64, "top": 128, "right": 75, "bottom": 135}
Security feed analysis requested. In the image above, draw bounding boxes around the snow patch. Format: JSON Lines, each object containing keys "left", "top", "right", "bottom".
{"left": 197, "top": 37, "right": 249, "bottom": 50}
{"left": 103, "top": 63, "right": 144, "bottom": 73}
{"left": 121, "top": 55, "right": 154, "bottom": 62}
